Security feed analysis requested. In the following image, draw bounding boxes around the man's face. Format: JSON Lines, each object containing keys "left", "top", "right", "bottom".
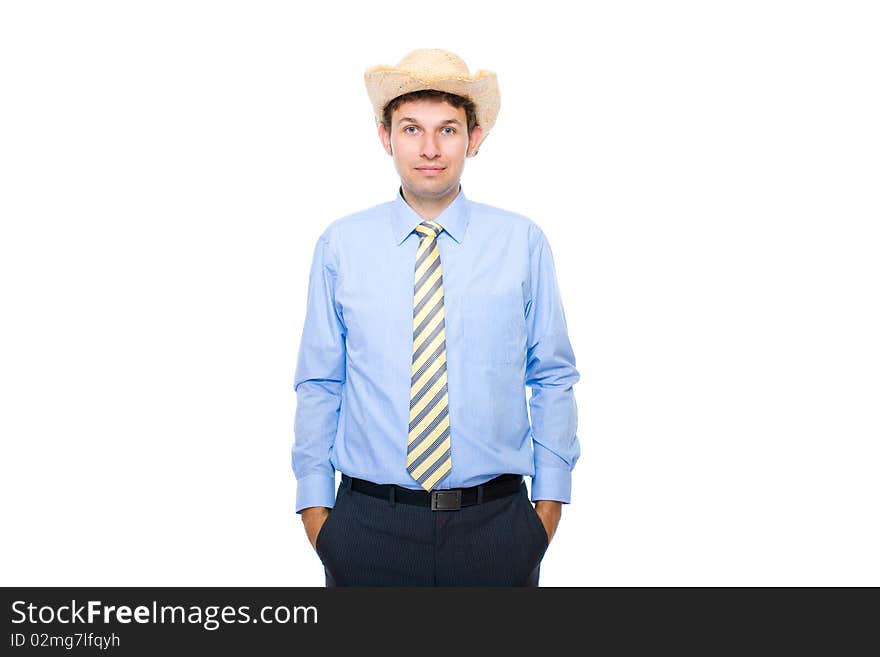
{"left": 378, "top": 98, "right": 484, "bottom": 203}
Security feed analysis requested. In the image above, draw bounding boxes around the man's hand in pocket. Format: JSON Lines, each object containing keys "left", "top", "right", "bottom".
{"left": 301, "top": 506, "right": 331, "bottom": 551}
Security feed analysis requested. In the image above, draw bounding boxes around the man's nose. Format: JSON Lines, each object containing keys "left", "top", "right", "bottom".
{"left": 420, "top": 133, "right": 440, "bottom": 158}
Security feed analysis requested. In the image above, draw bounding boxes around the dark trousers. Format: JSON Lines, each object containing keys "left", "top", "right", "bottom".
{"left": 314, "top": 476, "right": 549, "bottom": 586}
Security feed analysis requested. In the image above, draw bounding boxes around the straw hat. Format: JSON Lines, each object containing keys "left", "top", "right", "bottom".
{"left": 364, "top": 49, "right": 500, "bottom": 136}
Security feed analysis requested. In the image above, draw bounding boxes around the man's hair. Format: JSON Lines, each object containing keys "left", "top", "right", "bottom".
{"left": 381, "top": 89, "right": 478, "bottom": 135}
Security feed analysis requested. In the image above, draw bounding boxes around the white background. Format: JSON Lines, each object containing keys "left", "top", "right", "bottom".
{"left": 1, "top": 1, "right": 877, "bottom": 586}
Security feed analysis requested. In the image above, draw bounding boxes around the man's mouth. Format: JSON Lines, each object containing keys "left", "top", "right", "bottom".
{"left": 415, "top": 166, "right": 445, "bottom": 176}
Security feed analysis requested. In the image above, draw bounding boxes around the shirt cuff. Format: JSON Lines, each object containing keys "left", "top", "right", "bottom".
{"left": 295, "top": 473, "right": 337, "bottom": 513}
{"left": 530, "top": 467, "right": 572, "bottom": 504}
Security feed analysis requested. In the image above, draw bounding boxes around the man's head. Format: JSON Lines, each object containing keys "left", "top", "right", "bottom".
{"left": 364, "top": 49, "right": 500, "bottom": 207}
{"left": 378, "top": 90, "right": 485, "bottom": 203}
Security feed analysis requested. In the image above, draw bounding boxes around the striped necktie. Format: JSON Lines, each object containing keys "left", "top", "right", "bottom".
{"left": 407, "top": 220, "right": 452, "bottom": 491}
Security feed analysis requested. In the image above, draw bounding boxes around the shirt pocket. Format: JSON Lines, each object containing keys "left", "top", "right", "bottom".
{"left": 462, "top": 288, "right": 525, "bottom": 365}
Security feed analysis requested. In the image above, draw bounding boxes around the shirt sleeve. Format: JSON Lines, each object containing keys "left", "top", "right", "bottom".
{"left": 291, "top": 230, "right": 346, "bottom": 513}
{"left": 525, "top": 224, "right": 581, "bottom": 503}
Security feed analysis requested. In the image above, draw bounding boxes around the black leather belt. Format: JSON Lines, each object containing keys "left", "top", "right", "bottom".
{"left": 342, "top": 473, "right": 523, "bottom": 511}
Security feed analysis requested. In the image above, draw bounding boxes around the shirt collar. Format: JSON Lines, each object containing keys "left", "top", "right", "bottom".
{"left": 390, "top": 184, "right": 470, "bottom": 246}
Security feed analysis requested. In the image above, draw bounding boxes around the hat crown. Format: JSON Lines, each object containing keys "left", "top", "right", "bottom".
{"left": 396, "top": 49, "right": 471, "bottom": 80}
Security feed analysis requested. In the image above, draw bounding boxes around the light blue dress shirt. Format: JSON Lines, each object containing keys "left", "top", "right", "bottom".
{"left": 292, "top": 186, "right": 580, "bottom": 512}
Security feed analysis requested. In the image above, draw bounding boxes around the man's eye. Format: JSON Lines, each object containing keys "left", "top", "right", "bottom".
{"left": 404, "top": 126, "right": 418, "bottom": 134}
{"left": 442, "top": 127, "right": 456, "bottom": 134}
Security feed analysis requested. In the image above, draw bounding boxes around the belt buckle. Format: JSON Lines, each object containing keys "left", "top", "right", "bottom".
{"left": 431, "top": 489, "right": 462, "bottom": 511}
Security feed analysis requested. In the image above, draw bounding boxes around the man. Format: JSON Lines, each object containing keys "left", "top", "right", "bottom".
{"left": 292, "top": 49, "right": 580, "bottom": 586}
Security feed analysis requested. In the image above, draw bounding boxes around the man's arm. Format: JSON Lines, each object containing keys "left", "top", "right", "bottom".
{"left": 525, "top": 224, "right": 581, "bottom": 506}
{"left": 292, "top": 231, "right": 346, "bottom": 518}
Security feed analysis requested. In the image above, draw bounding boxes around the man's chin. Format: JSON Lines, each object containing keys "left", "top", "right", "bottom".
{"left": 404, "top": 178, "right": 458, "bottom": 198}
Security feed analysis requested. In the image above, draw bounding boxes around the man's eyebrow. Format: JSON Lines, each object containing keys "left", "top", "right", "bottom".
{"left": 398, "top": 117, "right": 462, "bottom": 126}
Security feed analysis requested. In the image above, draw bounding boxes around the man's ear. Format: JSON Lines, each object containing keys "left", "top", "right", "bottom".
{"left": 378, "top": 122, "right": 393, "bottom": 156}
{"left": 467, "top": 125, "right": 485, "bottom": 157}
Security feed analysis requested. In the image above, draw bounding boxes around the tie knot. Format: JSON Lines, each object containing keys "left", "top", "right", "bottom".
{"left": 415, "top": 220, "right": 443, "bottom": 240}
